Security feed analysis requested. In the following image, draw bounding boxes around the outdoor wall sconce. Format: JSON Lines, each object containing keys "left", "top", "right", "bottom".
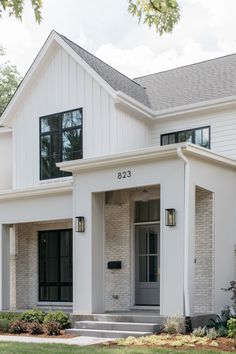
{"left": 165, "top": 209, "right": 176, "bottom": 226}
{"left": 75, "top": 216, "right": 85, "bottom": 232}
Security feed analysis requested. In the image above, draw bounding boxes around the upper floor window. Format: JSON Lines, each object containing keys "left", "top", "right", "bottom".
{"left": 40, "top": 108, "right": 82, "bottom": 180}
{"left": 161, "top": 126, "right": 210, "bottom": 149}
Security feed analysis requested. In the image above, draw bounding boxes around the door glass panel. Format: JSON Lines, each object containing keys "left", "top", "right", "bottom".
{"left": 139, "top": 256, "right": 147, "bottom": 282}
{"left": 149, "top": 200, "right": 160, "bottom": 222}
{"left": 149, "top": 230, "right": 157, "bottom": 254}
{"left": 149, "top": 256, "right": 157, "bottom": 282}
{"left": 139, "top": 229, "right": 147, "bottom": 254}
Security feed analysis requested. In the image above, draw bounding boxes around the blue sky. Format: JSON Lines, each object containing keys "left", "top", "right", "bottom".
{"left": 1, "top": 0, "right": 236, "bottom": 78}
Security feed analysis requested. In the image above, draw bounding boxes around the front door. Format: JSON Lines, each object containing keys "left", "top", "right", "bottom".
{"left": 135, "top": 225, "right": 160, "bottom": 305}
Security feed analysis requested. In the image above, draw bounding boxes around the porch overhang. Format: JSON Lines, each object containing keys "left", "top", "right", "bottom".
{"left": 57, "top": 142, "right": 236, "bottom": 173}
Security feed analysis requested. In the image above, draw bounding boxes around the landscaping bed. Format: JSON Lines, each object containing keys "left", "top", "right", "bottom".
{"left": 105, "top": 334, "right": 235, "bottom": 352}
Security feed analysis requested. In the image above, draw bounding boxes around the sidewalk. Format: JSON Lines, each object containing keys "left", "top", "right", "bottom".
{"left": 0, "top": 335, "right": 113, "bottom": 346}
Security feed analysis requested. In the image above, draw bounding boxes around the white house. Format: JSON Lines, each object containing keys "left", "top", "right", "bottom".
{"left": 0, "top": 31, "right": 236, "bottom": 328}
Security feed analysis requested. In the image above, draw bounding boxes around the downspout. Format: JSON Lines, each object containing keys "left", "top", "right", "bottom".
{"left": 177, "top": 147, "right": 190, "bottom": 317}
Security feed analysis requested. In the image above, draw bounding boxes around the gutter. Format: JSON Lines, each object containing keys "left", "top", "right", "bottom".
{"left": 177, "top": 147, "right": 190, "bottom": 317}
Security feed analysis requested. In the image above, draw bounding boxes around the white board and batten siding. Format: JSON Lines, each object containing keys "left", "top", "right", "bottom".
{"left": 0, "top": 130, "right": 12, "bottom": 190}
{"left": 151, "top": 107, "right": 236, "bottom": 159}
{"left": 11, "top": 44, "right": 150, "bottom": 189}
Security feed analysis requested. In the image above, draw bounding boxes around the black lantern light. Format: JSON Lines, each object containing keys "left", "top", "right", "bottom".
{"left": 165, "top": 209, "right": 176, "bottom": 226}
{"left": 76, "top": 216, "right": 85, "bottom": 232}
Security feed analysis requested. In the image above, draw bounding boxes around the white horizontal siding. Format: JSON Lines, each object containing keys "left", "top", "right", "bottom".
{"left": 151, "top": 107, "right": 236, "bottom": 159}
{"left": 12, "top": 44, "right": 151, "bottom": 188}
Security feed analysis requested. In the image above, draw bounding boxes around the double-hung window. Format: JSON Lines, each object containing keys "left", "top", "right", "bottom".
{"left": 161, "top": 126, "right": 210, "bottom": 149}
{"left": 40, "top": 108, "right": 82, "bottom": 180}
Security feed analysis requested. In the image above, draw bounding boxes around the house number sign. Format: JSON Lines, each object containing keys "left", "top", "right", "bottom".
{"left": 117, "top": 170, "right": 132, "bottom": 179}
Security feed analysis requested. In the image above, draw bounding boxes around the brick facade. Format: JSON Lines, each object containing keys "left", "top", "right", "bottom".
{"left": 10, "top": 219, "right": 72, "bottom": 309}
{"left": 194, "top": 187, "right": 214, "bottom": 313}
{"left": 104, "top": 190, "right": 131, "bottom": 311}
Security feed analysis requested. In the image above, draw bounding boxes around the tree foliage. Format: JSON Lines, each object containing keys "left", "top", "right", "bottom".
{"left": 0, "top": 0, "right": 42, "bottom": 23}
{"left": 0, "top": 45, "right": 21, "bottom": 116}
{"left": 128, "top": 0, "right": 180, "bottom": 35}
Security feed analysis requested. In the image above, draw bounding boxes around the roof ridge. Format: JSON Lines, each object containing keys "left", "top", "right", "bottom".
{"left": 57, "top": 32, "right": 145, "bottom": 90}
{"left": 134, "top": 51, "right": 236, "bottom": 80}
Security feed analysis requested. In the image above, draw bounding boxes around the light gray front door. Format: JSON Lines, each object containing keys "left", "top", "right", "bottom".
{"left": 135, "top": 225, "right": 160, "bottom": 305}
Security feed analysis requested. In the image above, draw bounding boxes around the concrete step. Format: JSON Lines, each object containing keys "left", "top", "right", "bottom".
{"left": 74, "top": 320, "right": 160, "bottom": 332}
{"left": 71, "top": 313, "right": 164, "bottom": 324}
{"left": 66, "top": 328, "right": 153, "bottom": 338}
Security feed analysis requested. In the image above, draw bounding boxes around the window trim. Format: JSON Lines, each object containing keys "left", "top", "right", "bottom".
{"left": 160, "top": 125, "right": 211, "bottom": 149}
{"left": 39, "top": 108, "right": 83, "bottom": 180}
{"left": 38, "top": 229, "right": 73, "bottom": 302}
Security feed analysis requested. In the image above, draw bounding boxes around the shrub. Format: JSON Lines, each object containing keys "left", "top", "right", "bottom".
{"left": 0, "top": 312, "right": 20, "bottom": 322}
{"left": 44, "top": 321, "right": 61, "bottom": 336}
{"left": 217, "top": 326, "right": 228, "bottom": 337}
{"left": 162, "top": 316, "right": 185, "bottom": 334}
{"left": 9, "top": 320, "right": 28, "bottom": 334}
{"left": 227, "top": 318, "right": 236, "bottom": 348}
{"left": 0, "top": 319, "right": 9, "bottom": 333}
{"left": 206, "top": 327, "right": 218, "bottom": 339}
{"left": 192, "top": 326, "right": 207, "bottom": 337}
{"left": 27, "top": 321, "right": 44, "bottom": 335}
{"left": 21, "top": 309, "right": 46, "bottom": 324}
{"left": 43, "top": 311, "right": 70, "bottom": 329}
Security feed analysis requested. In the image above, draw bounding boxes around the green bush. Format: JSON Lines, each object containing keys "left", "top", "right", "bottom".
{"left": 227, "top": 318, "right": 236, "bottom": 337}
{"left": 44, "top": 321, "right": 61, "bottom": 336}
{"left": 20, "top": 309, "right": 46, "bottom": 324}
{"left": 0, "top": 318, "right": 10, "bottom": 332}
{"left": 9, "top": 320, "right": 28, "bottom": 334}
{"left": 206, "top": 327, "right": 218, "bottom": 339}
{"left": 43, "top": 311, "right": 70, "bottom": 329}
{"left": 0, "top": 312, "right": 20, "bottom": 322}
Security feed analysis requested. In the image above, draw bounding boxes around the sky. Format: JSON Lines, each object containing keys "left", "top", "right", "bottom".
{"left": 1, "top": 0, "right": 236, "bottom": 79}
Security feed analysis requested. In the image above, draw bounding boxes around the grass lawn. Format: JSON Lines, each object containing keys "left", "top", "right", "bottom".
{"left": 0, "top": 343, "right": 232, "bottom": 354}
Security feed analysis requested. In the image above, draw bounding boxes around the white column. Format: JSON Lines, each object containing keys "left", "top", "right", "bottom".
{"left": 73, "top": 190, "right": 105, "bottom": 314}
{"left": 0, "top": 224, "right": 10, "bottom": 310}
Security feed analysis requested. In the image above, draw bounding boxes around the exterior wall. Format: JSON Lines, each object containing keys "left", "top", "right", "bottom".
{"left": 151, "top": 106, "right": 236, "bottom": 159}
{"left": 11, "top": 44, "right": 150, "bottom": 189}
{"left": 194, "top": 187, "right": 214, "bottom": 313}
{"left": 0, "top": 131, "right": 12, "bottom": 190}
{"left": 73, "top": 157, "right": 185, "bottom": 315}
{"left": 11, "top": 220, "right": 72, "bottom": 309}
{"left": 105, "top": 191, "right": 131, "bottom": 311}
{"left": 188, "top": 157, "right": 236, "bottom": 315}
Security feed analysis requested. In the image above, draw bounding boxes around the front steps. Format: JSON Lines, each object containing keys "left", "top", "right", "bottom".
{"left": 67, "top": 312, "right": 163, "bottom": 338}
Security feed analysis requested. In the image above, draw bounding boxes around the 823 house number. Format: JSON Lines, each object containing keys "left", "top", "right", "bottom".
{"left": 117, "top": 170, "right": 131, "bottom": 179}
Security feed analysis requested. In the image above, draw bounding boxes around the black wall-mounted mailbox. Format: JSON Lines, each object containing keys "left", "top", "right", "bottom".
{"left": 107, "top": 261, "right": 122, "bottom": 269}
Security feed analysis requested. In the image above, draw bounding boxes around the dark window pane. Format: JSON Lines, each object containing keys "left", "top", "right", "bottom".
{"left": 162, "top": 135, "right": 169, "bottom": 145}
{"left": 139, "top": 256, "right": 147, "bottom": 282}
{"left": 139, "top": 229, "right": 147, "bottom": 254}
{"left": 39, "top": 230, "right": 72, "bottom": 302}
{"left": 149, "top": 256, "right": 157, "bottom": 282}
{"left": 62, "top": 128, "right": 82, "bottom": 161}
{"left": 135, "top": 200, "right": 160, "bottom": 223}
{"left": 50, "top": 155, "right": 62, "bottom": 178}
{"left": 62, "top": 109, "right": 82, "bottom": 128}
{"left": 51, "top": 133, "right": 61, "bottom": 157}
{"left": 135, "top": 201, "right": 148, "bottom": 222}
{"left": 41, "top": 157, "right": 50, "bottom": 179}
{"left": 149, "top": 231, "right": 157, "bottom": 254}
{"left": 149, "top": 200, "right": 160, "bottom": 222}
{"left": 41, "top": 115, "right": 60, "bottom": 133}
{"left": 202, "top": 128, "right": 210, "bottom": 148}
{"left": 41, "top": 135, "right": 50, "bottom": 157}
{"left": 168, "top": 133, "right": 176, "bottom": 144}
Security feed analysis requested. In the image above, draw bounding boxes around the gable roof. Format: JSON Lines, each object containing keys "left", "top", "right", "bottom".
{"left": 134, "top": 54, "right": 236, "bottom": 111}
{"left": 58, "top": 33, "right": 151, "bottom": 108}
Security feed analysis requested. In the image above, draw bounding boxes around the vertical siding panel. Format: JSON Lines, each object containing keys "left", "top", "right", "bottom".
{"left": 84, "top": 72, "right": 93, "bottom": 158}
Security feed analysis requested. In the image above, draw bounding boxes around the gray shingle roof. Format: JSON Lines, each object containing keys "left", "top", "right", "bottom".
{"left": 59, "top": 33, "right": 151, "bottom": 108}
{"left": 60, "top": 32, "right": 236, "bottom": 112}
{"left": 134, "top": 54, "right": 236, "bottom": 111}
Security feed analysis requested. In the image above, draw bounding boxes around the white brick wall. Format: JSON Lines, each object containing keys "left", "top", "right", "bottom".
{"left": 104, "top": 190, "right": 131, "bottom": 311}
{"left": 194, "top": 187, "right": 214, "bottom": 313}
{"left": 11, "top": 219, "right": 72, "bottom": 309}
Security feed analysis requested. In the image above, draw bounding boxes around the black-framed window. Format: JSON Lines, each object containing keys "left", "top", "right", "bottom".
{"left": 161, "top": 126, "right": 210, "bottom": 149}
{"left": 40, "top": 108, "right": 83, "bottom": 180}
{"left": 39, "top": 229, "right": 72, "bottom": 302}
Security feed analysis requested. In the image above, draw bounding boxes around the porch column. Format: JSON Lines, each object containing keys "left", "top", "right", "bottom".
{"left": 0, "top": 224, "right": 10, "bottom": 310}
{"left": 73, "top": 191, "right": 105, "bottom": 314}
